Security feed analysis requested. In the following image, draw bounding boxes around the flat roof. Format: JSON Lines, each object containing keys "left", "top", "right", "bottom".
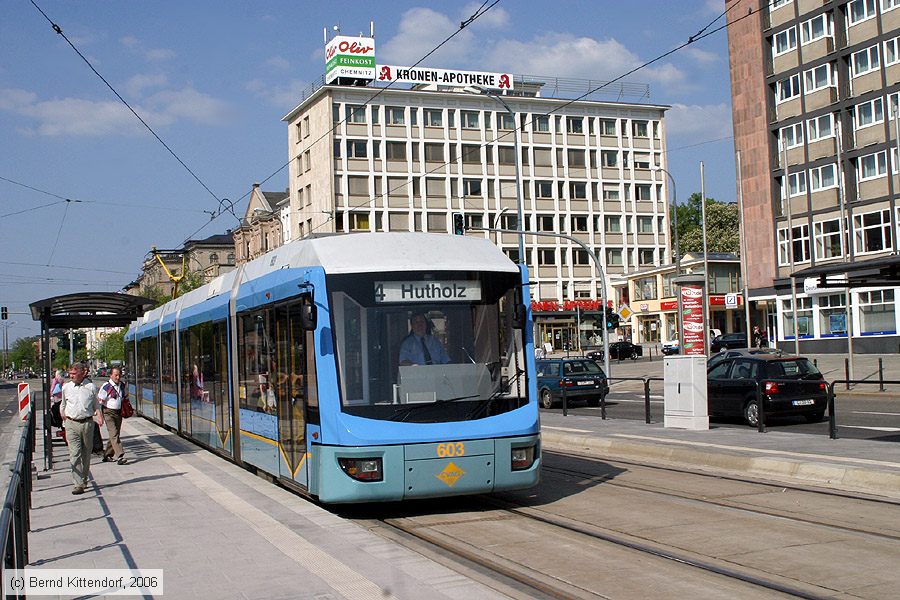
{"left": 30, "top": 292, "right": 155, "bottom": 329}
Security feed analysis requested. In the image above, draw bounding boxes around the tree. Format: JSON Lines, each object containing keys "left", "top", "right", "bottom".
{"left": 141, "top": 269, "right": 205, "bottom": 308}
{"left": 9, "top": 337, "right": 38, "bottom": 370}
{"left": 671, "top": 193, "right": 740, "bottom": 257}
{"left": 97, "top": 328, "right": 126, "bottom": 364}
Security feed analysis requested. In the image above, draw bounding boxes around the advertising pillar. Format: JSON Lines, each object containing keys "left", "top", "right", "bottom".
{"left": 665, "top": 275, "right": 708, "bottom": 430}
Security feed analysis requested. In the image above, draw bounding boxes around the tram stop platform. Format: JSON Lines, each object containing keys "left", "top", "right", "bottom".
{"left": 23, "top": 414, "right": 515, "bottom": 600}
{"left": 540, "top": 412, "right": 900, "bottom": 500}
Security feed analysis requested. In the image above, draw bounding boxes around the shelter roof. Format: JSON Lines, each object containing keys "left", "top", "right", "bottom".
{"left": 30, "top": 292, "right": 155, "bottom": 329}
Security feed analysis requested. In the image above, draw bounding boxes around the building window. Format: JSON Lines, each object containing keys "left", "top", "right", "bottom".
{"left": 465, "top": 213, "right": 484, "bottom": 230}
{"left": 781, "top": 172, "right": 807, "bottom": 198}
{"left": 496, "top": 113, "right": 515, "bottom": 130}
{"left": 347, "top": 176, "right": 368, "bottom": 196}
{"left": 635, "top": 276, "right": 657, "bottom": 300}
{"left": 771, "top": 0, "right": 792, "bottom": 9}
{"left": 638, "top": 249, "right": 655, "bottom": 265}
{"left": 537, "top": 215, "right": 555, "bottom": 231}
{"left": 849, "top": 0, "right": 877, "bottom": 25}
{"left": 803, "top": 63, "right": 834, "bottom": 93}
{"left": 463, "top": 179, "right": 482, "bottom": 197}
{"left": 603, "top": 188, "right": 620, "bottom": 201}
{"left": 859, "top": 289, "right": 896, "bottom": 333}
{"left": 800, "top": 12, "right": 832, "bottom": 45}
{"left": 601, "top": 150, "right": 618, "bottom": 168}
{"left": 533, "top": 115, "right": 550, "bottom": 132}
{"left": 637, "top": 216, "right": 654, "bottom": 233}
{"left": 345, "top": 104, "right": 366, "bottom": 123}
{"left": 633, "top": 153, "right": 651, "bottom": 169}
{"left": 567, "top": 149, "right": 585, "bottom": 167}
{"left": 537, "top": 248, "right": 556, "bottom": 266}
{"left": 852, "top": 45, "right": 880, "bottom": 77}
{"left": 606, "top": 248, "right": 623, "bottom": 265}
{"left": 632, "top": 120, "right": 649, "bottom": 138}
{"left": 809, "top": 164, "right": 836, "bottom": 192}
{"left": 776, "top": 73, "right": 801, "bottom": 103}
{"left": 572, "top": 249, "right": 590, "bottom": 265}
{"left": 567, "top": 116, "right": 587, "bottom": 135}
{"left": 886, "top": 0, "right": 900, "bottom": 12}
{"left": 349, "top": 212, "right": 370, "bottom": 231}
{"left": 773, "top": 27, "right": 797, "bottom": 56}
{"left": 536, "top": 181, "right": 553, "bottom": 198}
{"left": 346, "top": 140, "right": 367, "bottom": 159}
{"left": 814, "top": 218, "right": 844, "bottom": 259}
{"left": 461, "top": 111, "right": 480, "bottom": 129}
{"left": 424, "top": 109, "right": 442, "bottom": 127}
{"left": 782, "top": 297, "right": 813, "bottom": 337}
{"left": 818, "top": 294, "right": 847, "bottom": 336}
{"left": 570, "top": 182, "right": 587, "bottom": 199}
{"left": 807, "top": 113, "right": 834, "bottom": 142}
{"left": 635, "top": 184, "right": 652, "bottom": 201}
{"left": 570, "top": 215, "right": 588, "bottom": 232}
{"left": 386, "top": 141, "right": 407, "bottom": 161}
{"left": 598, "top": 119, "right": 615, "bottom": 135}
{"left": 777, "top": 224, "right": 810, "bottom": 264}
{"left": 858, "top": 151, "right": 887, "bottom": 181}
{"left": 780, "top": 122, "right": 803, "bottom": 149}
{"left": 855, "top": 98, "right": 884, "bottom": 129}
{"left": 885, "top": 36, "right": 900, "bottom": 66}
{"left": 209, "top": 253, "right": 219, "bottom": 265}
{"left": 854, "top": 208, "right": 892, "bottom": 254}
{"left": 497, "top": 146, "right": 516, "bottom": 165}
{"left": 424, "top": 143, "right": 444, "bottom": 162}
{"left": 385, "top": 106, "right": 405, "bottom": 125}
{"left": 605, "top": 215, "right": 622, "bottom": 233}
{"left": 461, "top": 144, "right": 481, "bottom": 164}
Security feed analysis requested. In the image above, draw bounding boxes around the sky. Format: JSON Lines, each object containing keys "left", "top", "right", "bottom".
{"left": 0, "top": 0, "right": 735, "bottom": 343}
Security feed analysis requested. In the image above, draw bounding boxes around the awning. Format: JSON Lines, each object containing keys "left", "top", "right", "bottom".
{"left": 792, "top": 255, "right": 900, "bottom": 289}
{"left": 30, "top": 292, "right": 155, "bottom": 329}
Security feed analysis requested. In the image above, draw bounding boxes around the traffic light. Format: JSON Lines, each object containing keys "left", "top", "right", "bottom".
{"left": 51, "top": 349, "right": 56, "bottom": 360}
{"left": 0, "top": 306, "right": 6, "bottom": 320}
{"left": 452, "top": 212, "right": 465, "bottom": 235}
{"left": 605, "top": 307, "right": 620, "bottom": 331}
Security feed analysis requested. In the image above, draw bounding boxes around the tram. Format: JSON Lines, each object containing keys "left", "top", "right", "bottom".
{"left": 125, "top": 232, "right": 541, "bottom": 503}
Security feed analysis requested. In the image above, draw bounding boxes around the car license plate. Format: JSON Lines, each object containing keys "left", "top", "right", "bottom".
{"left": 577, "top": 380, "right": 594, "bottom": 386}
{"left": 793, "top": 399, "right": 814, "bottom": 406}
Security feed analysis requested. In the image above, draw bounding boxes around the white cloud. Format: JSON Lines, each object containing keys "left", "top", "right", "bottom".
{"left": 379, "top": 8, "right": 474, "bottom": 65}
{"left": 265, "top": 56, "right": 291, "bottom": 70}
{"left": 684, "top": 47, "right": 720, "bottom": 65}
{"left": 0, "top": 86, "right": 230, "bottom": 136}
{"left": 459, "top": 2, "right": 510, "bottom": 29}
{"left": 123, "top": 73, "right": 168, "bottom": 98}
{"left": 245, "top": 79, "right": 311, "bottom": 109}
{"left": 665, "top": 103, "right": 733, "bottom": 139}
{"left": 705, "top": 0, "right": 726, "bottom": 15}
{"left": 145, "top": 48, "right": 176, "bottom": 61}
{"left": 120, "top": 35, "right": 176, "bottom": 61}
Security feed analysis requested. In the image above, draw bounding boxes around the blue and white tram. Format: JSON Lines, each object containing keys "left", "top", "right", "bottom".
{"left": 125, "top": 232, "right": 540, "bottom": 502}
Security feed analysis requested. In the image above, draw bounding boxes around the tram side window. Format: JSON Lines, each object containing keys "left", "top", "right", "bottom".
{"left": 238, "top": 309, "right": 277, "bottom": 414}
{"left": 180, "top": 321, "right": 228, "bottom": 407}
{"left": 160, "top": 331, "right": 176, "bottom": 397}
{"left": 125, "top": 342, "right": 136, "bottom": 385}
{"left": 137, "top": 337, "right": 158, "bottom": 391}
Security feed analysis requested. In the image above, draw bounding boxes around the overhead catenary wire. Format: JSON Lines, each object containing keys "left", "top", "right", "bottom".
{"left": 28, "top": 0, "right": 233, "bottom": 222}
{"left": 304, "top": 0, "right": 755, "bottom": 236}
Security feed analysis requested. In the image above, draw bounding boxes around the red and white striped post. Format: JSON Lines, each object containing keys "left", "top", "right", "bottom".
{"left": 17, "top": 382, "right": 31, "bottom": 420}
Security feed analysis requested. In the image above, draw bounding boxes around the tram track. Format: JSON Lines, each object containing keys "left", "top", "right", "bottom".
{"left": 542, "top": 448, "right": 900, "bottom": 542}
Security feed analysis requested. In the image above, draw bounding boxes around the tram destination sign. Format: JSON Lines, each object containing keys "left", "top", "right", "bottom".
{"left": 374, "top": 280, "right": 482, "bottom": 303}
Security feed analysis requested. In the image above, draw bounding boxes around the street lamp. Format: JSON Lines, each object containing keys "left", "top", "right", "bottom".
{"left": 492, "top": 207, "right": 510, "bottom": 246}
{"left": 484, "top": 92, "right": 526, "bottom": 264}
{"left": 654, "top": 166, "right": 682, "bottom": 352}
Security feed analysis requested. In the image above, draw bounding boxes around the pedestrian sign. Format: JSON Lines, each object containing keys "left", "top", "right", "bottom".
{"left": 617, "top": 304, "right": 633, "bottom": 321}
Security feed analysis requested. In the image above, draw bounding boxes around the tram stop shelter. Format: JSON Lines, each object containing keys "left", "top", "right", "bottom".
{"left": 29, "top": 292, "right": 154, "bottom": 470}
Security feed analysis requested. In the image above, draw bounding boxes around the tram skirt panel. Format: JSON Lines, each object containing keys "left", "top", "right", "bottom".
{"left": 238, "top": 410, "right": 280, "bottom": 474}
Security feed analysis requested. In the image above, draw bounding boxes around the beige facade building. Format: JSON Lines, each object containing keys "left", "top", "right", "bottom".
{"left": 233, "top": 184, "right": 290, "bottom": 265}
{"left": 282, "top": 79, "right": 671, "bottom": 349}
{"left": 728, "top": 0, "right": 900, "bottom": 352}
{"left": 125, "top": 233, "right": 236, "bottom": 298}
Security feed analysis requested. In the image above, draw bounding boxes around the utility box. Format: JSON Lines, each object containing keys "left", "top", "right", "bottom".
{"left": 663, "top": 356, "right": 709, "bottom": 430}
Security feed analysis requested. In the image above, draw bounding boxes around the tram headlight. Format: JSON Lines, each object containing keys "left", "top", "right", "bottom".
{"left": 338, "top": 457, "right": 383, "bottom": 482}
{"left": 510, "top": 445, "right": 536, "bottom": 471}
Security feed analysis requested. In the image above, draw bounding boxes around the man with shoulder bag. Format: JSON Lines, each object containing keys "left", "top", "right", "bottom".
{"left": 97, "top": 366, "right": 130, "bottom": 465}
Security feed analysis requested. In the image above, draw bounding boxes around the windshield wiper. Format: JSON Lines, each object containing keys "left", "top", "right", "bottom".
{"left": 466, "top": 367, "right": 527, "bottom": 420}
{"left": 389, "top": 394, "right": 480, "bottom": 422}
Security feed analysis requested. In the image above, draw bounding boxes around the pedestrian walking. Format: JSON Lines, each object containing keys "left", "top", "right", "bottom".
{"left": 97, "top": 366, "right": 128, "bottom": 465}
{"left": 59, "top": 362, "right": 103, "bottom": 495}
{"left": 752, "top": 325, "right": 762, "bottom": 348}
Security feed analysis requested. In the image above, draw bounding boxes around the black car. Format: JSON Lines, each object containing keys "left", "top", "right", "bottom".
{"left": 707, "top": 354, "right": 827, "bottom": 426}
{"left": 535, "top": 358, "right": 609, "bottom": 409}
{"left": 586, "top": 341, "right": 643, "bottom": 361}
{"left": 707, "top": 347, "right": 784, "bottom": 370}
{"left": 709, "top": 332, "right": 749, "bottom": 353}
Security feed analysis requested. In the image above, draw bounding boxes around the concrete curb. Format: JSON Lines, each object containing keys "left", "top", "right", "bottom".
{"left": 541, "top": 430, "right": 900, "bottom": 500}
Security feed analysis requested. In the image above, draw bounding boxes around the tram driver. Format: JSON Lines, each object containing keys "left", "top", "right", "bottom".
{"left": 398, "top": 311, "right": 450, "bottom": 366}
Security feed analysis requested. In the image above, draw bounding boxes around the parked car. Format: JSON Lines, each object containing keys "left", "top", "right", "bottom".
{"left": 535, "top": 358, "right": 609, "bottom": 409}
{"left": 707, "top": 347, "right": 784, "bottom": 370}
{"left": 587, "top": 341, "right": 643, "bottom": 361}
{"left": 710, "top": 332, "right": 749, "bottom": 353}
{"left": 662, "top": 340, "right": 680, "bottom": 355}
{"left": 707, "top": 354, "right": 827, "bottom": 426}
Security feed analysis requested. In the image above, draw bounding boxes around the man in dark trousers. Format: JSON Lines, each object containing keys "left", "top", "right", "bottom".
{"left": 59, "top": 362, "right": 103, "bottom": 495}
{"left": 98, "top": 366, "right": 128, "bottom": 464}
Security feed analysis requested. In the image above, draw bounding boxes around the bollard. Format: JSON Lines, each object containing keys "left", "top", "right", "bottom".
{"left": 643, "top": 377, "right": 651, "bottom": 424}
{"left": 828, "top": 383, "right": 838, "bottom": 440}
{"left": 600, "top": 386, "right": 607, "bottom": 421}
{"left": 756, "top": 381, "right": 766, "bottom": 433}
{"left": 879, "top": 358, "right": 884, "bottom": 392}
{"left": 562, "top": 383, "right": 568, "bottom": 417}
{"left": 813, "top": 358, "right": 817, "bottom": 368}
{"left": 845, "top": 358, "right": 850, "bottom": 391}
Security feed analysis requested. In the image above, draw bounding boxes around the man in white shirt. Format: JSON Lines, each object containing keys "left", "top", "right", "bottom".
{"left": 97, "top": 367, "right": 127, "bottom": 464}
{"left": 60, "top": 362, "right": 103, "bottom": 495}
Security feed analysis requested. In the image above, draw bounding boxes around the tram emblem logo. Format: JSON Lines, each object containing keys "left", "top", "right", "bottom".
{"left": 436, "top": 462, "right": 465, "bottom": 487}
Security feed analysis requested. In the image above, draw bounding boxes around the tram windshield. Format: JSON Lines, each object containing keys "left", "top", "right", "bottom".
{"left": 329, "top": 271, "right": 529, "bottom": 422}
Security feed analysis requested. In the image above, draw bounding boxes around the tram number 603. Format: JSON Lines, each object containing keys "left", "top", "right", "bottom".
{"left": 436, "top": 442, "right": 465, "bottom": 457}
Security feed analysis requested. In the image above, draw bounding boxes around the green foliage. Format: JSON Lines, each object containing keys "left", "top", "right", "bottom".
{"left": 97, "top": 328, "right": 126, "bottom": 363}
{"left": 671, "top": 194, "right": 740, "bottom": 258}
{"left": 9, "top": 337, "right": 38, "bottom": 370}
{"left": 141, "top": 270, "right": 205, "bottom": 308}
{"left": 53, "top": 348, "right": 70, "bottom": 370}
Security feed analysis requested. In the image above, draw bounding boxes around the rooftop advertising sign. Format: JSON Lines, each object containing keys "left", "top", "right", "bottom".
{"left": 325, "top": 36, "right": 376, "bottom": 84}
{"left": 376, "top": 65, "right": 513, "bottom": 90}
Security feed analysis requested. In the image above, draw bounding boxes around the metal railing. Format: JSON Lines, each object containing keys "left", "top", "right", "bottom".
{"left": 0, "top": 406, "right": 35, "bottom": 590}
{"left": 827, "top": 379, "right": 900, "bottom": 440}
{"left": 601, "top": 377, "right": 665, "bottom": 423}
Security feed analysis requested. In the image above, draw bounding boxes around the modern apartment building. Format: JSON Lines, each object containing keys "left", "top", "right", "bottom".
{"left": 282, "top": 78, "right": 670, "bottom": 349}
{"left": 728, "top": 0, "right": 900, "bottom": 352}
